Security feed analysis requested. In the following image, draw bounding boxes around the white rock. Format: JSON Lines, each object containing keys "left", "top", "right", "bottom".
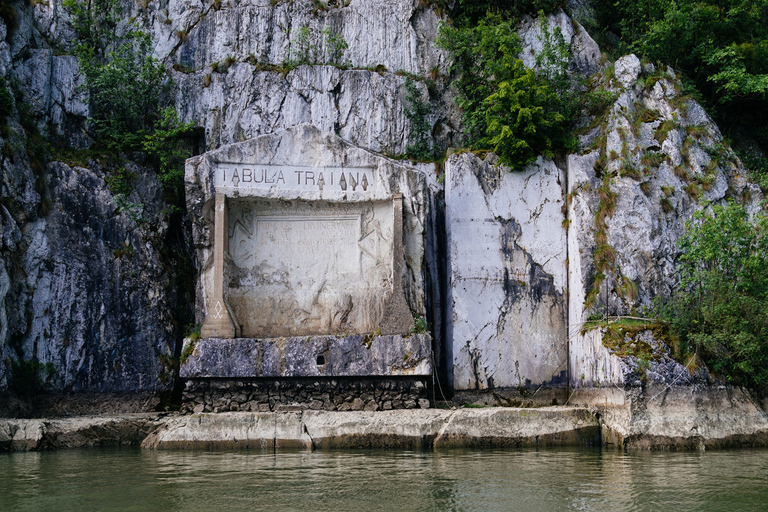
{"left": 614, "top": 54, "right": 641, "bottom": 89}
{"left": 447, "top": 153, "right": 568, "bottom": 390}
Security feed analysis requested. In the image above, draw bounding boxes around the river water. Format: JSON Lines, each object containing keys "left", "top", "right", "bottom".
{"left": 2, "top": 447, "right": 768, "bottom": 511}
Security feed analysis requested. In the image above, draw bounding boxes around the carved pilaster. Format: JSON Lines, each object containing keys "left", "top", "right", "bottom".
{"left": 201, "top": 193, "right": 240, "bottom": 338}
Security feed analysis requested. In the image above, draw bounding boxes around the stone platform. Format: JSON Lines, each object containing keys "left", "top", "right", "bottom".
{"left": 142, "top": 408, "right": 602, "bottom": 450}
{"left": 179, "top": 334, "right": 433, "bottom": 413}
{"left": 180, "top": 333, "right": 432, "bottom": 378}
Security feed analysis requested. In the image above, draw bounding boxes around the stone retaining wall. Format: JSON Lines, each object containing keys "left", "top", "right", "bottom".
{"left": 181, "top": 378, "right": 431, "bottom": 414}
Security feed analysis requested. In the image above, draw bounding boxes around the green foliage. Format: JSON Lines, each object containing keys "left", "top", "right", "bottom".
{"left": 593, "top": 0, "right": 768, "bottom": 158}
{"left": 143, "top": 107, "right": 195, "bottom": 203}
{"left": 412, "top": 315, "right": 429, "bottom": 334}
{"left": 323, "top": 26, "right": 348, "bottom": 66}
{"left": 403, "top": 77, "right": 434, "bottom": 160}
{"left": 742, "top": 153, "right": 768, "bottom": 193}
{"left": 436, "top": 13, "right": 520, "bottom": 146}
{"left": 6, "top": 358, "right": 56, "bottom": 397}
{"left": 658, "top": 202, "right": 768, "bottom": 387}
{"left": 0, "top": 0, "right": 18, "bottom": 34}
{"left": 288, "top": 26, "right": 315, "bottom": 66}
{"left": 483, "top": 60, "right": 567, "bottom": 166}
{"left": 436, "top": 12, "right": 577, "bottom": 169}
{"left": 64, "top": 0, "right": 172, "bottom": 152}
{"left": 449, "top": 0, "right": 562, "bottom": 27}
{"left": 104, "top": 166, "right": 135, "bottom": 195}
{"left": 63, "top": 0, "right": 196, "bottom": 208}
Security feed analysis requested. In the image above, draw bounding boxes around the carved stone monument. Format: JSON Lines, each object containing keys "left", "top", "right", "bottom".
{"left": 180, "top": 125, "right": 436, "bottom": 412}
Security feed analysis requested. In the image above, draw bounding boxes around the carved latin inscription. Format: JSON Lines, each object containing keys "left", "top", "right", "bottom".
{"left": 238, "top": 215, "right": 360, "bottom": 275}
{"left": 227, "top": 199, "right": 394, "bottom": 337}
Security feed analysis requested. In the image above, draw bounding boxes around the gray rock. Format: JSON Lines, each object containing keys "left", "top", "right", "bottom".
{"left": 349, "top": 398, "right": 364, "bottom": 411}
{"left": 446, "top": 153, "right": 568, "bottom": 390}
{"left": 614, "top": 54, "right": 641, "bottom": 88}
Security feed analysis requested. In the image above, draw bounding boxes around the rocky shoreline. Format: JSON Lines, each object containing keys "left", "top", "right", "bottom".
{"left": 2, "top": 385, "right": 768, "bottom": 452}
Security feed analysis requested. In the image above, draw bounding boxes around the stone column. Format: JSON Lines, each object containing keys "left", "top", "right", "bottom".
{"left": 201, "top": 193, "right": 239, "bottom": 338}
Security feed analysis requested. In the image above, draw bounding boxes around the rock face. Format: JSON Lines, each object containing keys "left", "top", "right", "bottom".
{"left": 446, "top": 154, "right": 568, "bottom": 390}
{"left": 574, "top": 385, "right": 768, "bottom": 450}
{"left": 567, "top": 54, "right": 763, "bottom": 388}
{"left": 30, "top": 0, "right": 451, "bottom": 154}
{"left": 1, "top": 0, "right": 766, "bottom": 410}
{"left": 181, "top": 334, "right": 432, "bottom": 379}
{"left": 0, "top": 157, "right": 186, "bottom": 392}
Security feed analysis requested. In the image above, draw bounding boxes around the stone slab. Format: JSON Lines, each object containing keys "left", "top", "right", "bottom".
{"left": 186, "top": 125, "right": 427, "bottom": 339}
{"left": 0, "top": 414, "right": 164, "bottom": 452}
{"left": 180, "top": 334, "right": 433, "bottom": 378}
{"left": 446, "top": 153, "right": 568, "bottom": 390}
{"left": 227, "top": 198, "right": 395, "bottom": 337}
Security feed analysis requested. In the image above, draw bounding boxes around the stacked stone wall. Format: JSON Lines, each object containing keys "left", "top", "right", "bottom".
{"left": 182, "top": 378, "right": 431, "bottom": 414}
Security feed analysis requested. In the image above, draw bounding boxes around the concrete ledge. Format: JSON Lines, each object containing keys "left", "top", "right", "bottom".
{"left": 570, "top": 385, "right": 768, "bottom": 450}
{"left": 142, "top": 408, "right": 601, "bottom": 450}
{"left": 0, "top": 414, "right": 164, "bottom": 452}
{"left": 180, "top": 334, "right": 432, "bottom": 378}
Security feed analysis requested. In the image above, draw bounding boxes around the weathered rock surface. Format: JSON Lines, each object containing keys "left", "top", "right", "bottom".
{"left": 28, "top": 0, "right": 452, "bottom": 154}
{"left": 567, "top": 54, "right": 763, "bottom": 388}
{"left": 186, "top": 124, "right": 439, "bottom": 332}
{"left": 181, "top": 334, "right": 432, "bottom": 378}
{"left": 0, "top": 157, "right": 188, "bottom": 392}
{"left": 446, "top": 154, "right": 568, "bottom": 390}
{"left": 0, "top": 413, "right": 164, "bottom": 451}
{"left": 574, "top": 386, "right": 768, "bottom": 450}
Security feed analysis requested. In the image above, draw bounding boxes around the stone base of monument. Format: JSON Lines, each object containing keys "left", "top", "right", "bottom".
{"left": 180, "top": 377, "right": 430, "bottom": 414}
{"left": 179, "top": 333, "right": 433, "bottom": 413}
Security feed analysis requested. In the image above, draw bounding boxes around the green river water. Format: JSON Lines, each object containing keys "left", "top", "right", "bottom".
{"left": 2, "top": 447, "right": 768, "bottom": 511}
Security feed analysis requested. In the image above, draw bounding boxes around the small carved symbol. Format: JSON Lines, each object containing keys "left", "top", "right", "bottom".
{"left": 214, "top": 301, "right": 224, "bottom": 319}
{"left": 317, "top": 174, "right": 325, "bottom": 191}
{"left": 361, "top": 174, "right": 369, "bottom": 191}
{"left": 232, "top": 172, "right": 240, "bottom": 187}
{"left": 339, "top": 173, "right": 347, "bottom": 191}
{"left": 349, "top": 173, "right": 357, "bottom": 191}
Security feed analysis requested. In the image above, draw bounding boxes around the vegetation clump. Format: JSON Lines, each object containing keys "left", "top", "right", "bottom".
{"left": 591, "top": 0, "right": 768, "bottom": 173}
{"left": 403, "top": 77, "right": 434, "bottom": 160}
{"left": 436, "top": 11, "right": 578, "bottom": 169}
{"left": 62, "top": 0, "right": 195, "bottom": 204}
{"left": 657, "top": 202, "right": 768, "bottom": 387}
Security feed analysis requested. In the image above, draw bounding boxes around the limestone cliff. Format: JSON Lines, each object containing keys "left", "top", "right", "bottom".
{"left": 0, "top": 0, "right": 764, "bottom": 406}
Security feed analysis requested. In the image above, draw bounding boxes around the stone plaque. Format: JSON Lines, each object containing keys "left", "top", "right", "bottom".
{"left": 227, "top": 199, "right": 395, "bottom": 337}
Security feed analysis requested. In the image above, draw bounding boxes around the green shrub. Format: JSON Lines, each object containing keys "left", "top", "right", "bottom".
{"left": 323, "top": 26, "right": 348, "bottom": 66}
{"left": 6, "top": 358, "right": 55, "bottom": 397}
{"left": 592, "top": 0, "right": 768, "bottom": 162}
{"left": 436, "top": 12, "right": 577, "bottom": 169}
{"left": 143, "top": 107, "right": 195, "bottom": 203}
{"left": 64, "top": 0, "right": 172, "bottom": 152}
{"left": 403, "top": 77, "right": 434, "bottom": 160}
{"left": 658, "top": 202, "right": 768, "bottom": 387}
{"left": 287, "top": 26, "right": 315, "bottom": 66}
